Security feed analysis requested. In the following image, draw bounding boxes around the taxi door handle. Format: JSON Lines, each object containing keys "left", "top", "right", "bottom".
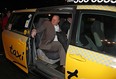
{"left": 18, "top": 39, "right": 24, "bottom": 45}
{"left": 69, "top": 54, "right": 86, "bottom": 62}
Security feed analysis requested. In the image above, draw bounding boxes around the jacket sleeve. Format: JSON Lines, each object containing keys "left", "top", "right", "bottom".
{"left": 36, "top": 21, "right": 47, "bottom": 33}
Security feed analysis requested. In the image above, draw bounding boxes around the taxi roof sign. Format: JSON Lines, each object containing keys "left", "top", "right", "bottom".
{"left": 13, "top": 9, "right": 37, "bottom": 13}
{"left": 77, "top": 5, "right": 116, "bottom": 12}
{"left": 66, "top": 0, "right": 74, "bottom": 2}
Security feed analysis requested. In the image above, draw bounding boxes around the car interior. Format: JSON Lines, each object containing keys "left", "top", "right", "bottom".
{"left": 79, "top": 14, "right": 116, "bottom": 56}
{"left": 32, "top": 13, "right": 72, "bottom": 73}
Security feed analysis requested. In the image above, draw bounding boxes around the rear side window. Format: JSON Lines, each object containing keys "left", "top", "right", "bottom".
{"left": 77, "top": 14, "right": 116, "bottom": 57}
{"left": 8, "top": 12, "right": 33, "bottom": 34}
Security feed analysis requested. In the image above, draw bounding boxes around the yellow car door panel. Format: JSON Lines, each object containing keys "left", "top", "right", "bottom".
{"left": 66, "top": 45, "right": 116, "bottom": 79}
{"left": 2, "top": 30, "right": 28, "bottom": 73}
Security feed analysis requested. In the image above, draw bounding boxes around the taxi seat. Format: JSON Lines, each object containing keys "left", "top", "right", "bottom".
{"left": 79, "top": 20, "right": 98, "bottom": 51}
{"left": 91, "top": 20, "right": 105, "bottom": 51}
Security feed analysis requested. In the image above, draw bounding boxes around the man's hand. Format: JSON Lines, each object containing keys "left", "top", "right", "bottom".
{"left": 31, "top": 29, "right": 37, "bottom": 38}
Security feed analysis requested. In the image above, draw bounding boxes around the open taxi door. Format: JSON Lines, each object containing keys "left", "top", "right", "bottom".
{"left": 2, "top": 9, "right": 36, "bottom": 73}
{"left": 2, "top": 30, "right": 29, "bottom": 73}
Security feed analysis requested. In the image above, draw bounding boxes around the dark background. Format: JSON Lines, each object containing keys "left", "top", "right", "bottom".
{"left": 0, "top": 0, "right": 115, "bottom": 12}
{"left": 0, "top": 0, "right": 66, "bottom": 12}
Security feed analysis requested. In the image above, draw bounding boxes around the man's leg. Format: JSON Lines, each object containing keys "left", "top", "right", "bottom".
{"left": 50, "top": 41, "right": 66, "bottom": 66}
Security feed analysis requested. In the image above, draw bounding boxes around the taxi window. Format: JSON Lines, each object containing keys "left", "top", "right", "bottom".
{"left": 77, "top": 14, "right": 116, "bottom": 57}
{"left": 8, "top": 13, "right": 33, "bottom": 34}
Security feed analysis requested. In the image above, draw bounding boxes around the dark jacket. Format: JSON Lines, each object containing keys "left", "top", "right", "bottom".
{"left": 61, "top": 20, "right": 70, "bottom": 34}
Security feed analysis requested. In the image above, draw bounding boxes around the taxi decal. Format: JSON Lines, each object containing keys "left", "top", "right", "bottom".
{"left": 67, "top": 69, "right": 78, "bottom": 79}
{"left": 10, "top": 45, "right": 24, "bottom": 61}
{"left": 68, "top": 45, "right": 116, "bottom": 68}
{"left": 13, "top": 61, "right": 27, "bottom": 69}
{"left": 10, "top": 45, "right": 27, "bottom": 69}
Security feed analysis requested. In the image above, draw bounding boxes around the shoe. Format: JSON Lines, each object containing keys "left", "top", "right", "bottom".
{"left": 56, "top": 66, "right": 65, "bottom": 73}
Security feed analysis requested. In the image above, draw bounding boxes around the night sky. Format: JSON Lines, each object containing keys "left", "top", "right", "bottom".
{"left": 0, "top": 0, "right": 66, "bottom": 12}
{"left": 0, "top": 0, "right": 115, "bottom": 12}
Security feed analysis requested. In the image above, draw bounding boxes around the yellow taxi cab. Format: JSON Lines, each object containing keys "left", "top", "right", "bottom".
{"left": 2, "top": 5, "right": 116, "bottom": 79}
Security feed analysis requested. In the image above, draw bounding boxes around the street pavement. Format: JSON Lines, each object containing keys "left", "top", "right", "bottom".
{"left": 0, "top": 53, "right": 47, "bottom": 79}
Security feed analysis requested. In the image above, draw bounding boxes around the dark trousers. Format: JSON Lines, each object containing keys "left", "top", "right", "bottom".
{"left": 56, "top": 32, "right": 68, "bottom": 52}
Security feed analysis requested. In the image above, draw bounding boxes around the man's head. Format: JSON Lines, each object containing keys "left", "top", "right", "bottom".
{"left": 6, "top": 11, "right": 11, "bottom": 18}
{"left": 51, "top": 15, "right": 60, "bottom": 26}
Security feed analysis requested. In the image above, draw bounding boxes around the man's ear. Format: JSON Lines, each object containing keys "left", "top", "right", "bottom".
{"left": 58, "top": 20, "right": 60, "bottom": 23}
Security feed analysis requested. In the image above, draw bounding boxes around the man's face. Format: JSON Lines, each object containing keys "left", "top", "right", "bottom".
{"left": 51, "top": 15, "right": 60, "bottom": 26}
{"left": 7, "top": 11, "right": 11, "bottom": 18}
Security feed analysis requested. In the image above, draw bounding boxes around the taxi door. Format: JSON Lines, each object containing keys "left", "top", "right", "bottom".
{"left": 66, "top": 10, "right": 116, "bottom": 79}
{"left": 2, "top": 13, "right": 33, "bottom": 73}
